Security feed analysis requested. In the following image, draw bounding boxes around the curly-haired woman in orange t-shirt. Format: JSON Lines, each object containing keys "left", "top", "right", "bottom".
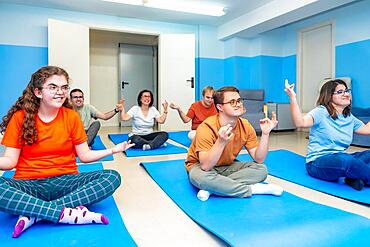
{"left": 0, "top": 66, "right": 134, "bottom": 238}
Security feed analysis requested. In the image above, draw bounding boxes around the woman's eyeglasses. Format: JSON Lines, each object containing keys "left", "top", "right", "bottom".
{"left": 43, "top": 84, "right": 70, "bottom": 94}
{"left": 333, "top": 89, "right": 351, "bottom": 95}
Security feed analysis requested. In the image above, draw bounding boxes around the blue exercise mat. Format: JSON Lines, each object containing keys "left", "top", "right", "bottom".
{"left": 76, "top": 135, "right": 113, "bottom": 163}
{"left": 168, "top": 131, "right": 192, "bottom": 147}
{"left": 108, "top": 133, "right": 187, "bottom": 157}
{"left": 237, "top": 150, "right": 370, "bottom": 205}
{"left": 0, "top": 163, "right": 136, "bottom": 246}
{"left": 141, "top": 159, "right": 370, "bottom": 247}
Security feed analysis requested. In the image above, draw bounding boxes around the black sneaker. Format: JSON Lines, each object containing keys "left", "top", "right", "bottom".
{"left": 344, "top": 177, "right": 364, "bottom": 191}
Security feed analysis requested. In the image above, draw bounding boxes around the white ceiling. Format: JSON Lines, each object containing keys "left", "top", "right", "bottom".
{"left": 0, "top": 0, "right": 358, "bottom": 39}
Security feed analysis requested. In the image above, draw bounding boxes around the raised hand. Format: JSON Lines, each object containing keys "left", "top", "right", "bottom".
{"left": 169, "top": 103, "right": 179, "bottom": 110}
{"left": 116, "top": 98, "right": 125, "bottom": 112}
{"left": 259, "top": 112, "right": 278, "bottom": 134}
{"left": 218, "top": 124, "right": 234, "bottom": 144}
{"left": 111, "top": 140, "right": 135, "bottom": 153}
{"left": 162, "top": 100, "right": 169, "bottom": 111}
{"left": 284, "top": 79, "right": 296, "bottom": 98}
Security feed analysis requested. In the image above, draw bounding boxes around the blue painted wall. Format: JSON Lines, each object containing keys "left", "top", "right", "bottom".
{"left": 336, "top": 39, "right": 370, "bottom": 108}
{"left": 197, "top": 54, "right": 296, "bottom": 103}
{"left": 0, "top": 45, "right": 48, "bottom": 119}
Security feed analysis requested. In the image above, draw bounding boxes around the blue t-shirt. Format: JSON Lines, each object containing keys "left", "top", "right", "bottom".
{"left": 306, "top": 105, "right": 363, "bottom": 163}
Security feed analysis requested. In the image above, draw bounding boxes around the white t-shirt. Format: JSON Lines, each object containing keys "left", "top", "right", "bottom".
{"left": 127, "top": 105, "right": 160, "bottom": 135}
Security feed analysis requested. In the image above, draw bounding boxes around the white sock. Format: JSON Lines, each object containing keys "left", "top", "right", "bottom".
{"left": 250, "top": 183, "right": 283, "bottom": 196}
{"left": 142, "top": 144, "right": 151, "bottom": 151}
{"left": 58, "top": 206, "right": 108, "bottom": 225}
{"left": 197, "top": 190, "right": 211, "bottom": 201}
{"left": 12, "top": 215, "right": 41, "bottom": 238}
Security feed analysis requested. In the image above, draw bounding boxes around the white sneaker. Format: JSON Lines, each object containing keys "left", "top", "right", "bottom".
{"left": 197, "top": 190, "right": 211, "bottom": 201}
{"left": 142, "top": 144, "right": 151, "bottom": 151}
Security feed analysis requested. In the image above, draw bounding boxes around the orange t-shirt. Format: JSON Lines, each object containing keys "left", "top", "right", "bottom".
{"left": 185, "top": 114, "right": 258, "bottom": 171}
{"left": 186, "top": 101, "right": 217, "bottom": 130}
{"left": 1, "top": 107, "right": 87, "bottom": 179}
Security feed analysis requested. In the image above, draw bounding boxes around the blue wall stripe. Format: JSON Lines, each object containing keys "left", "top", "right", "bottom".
{"left": 0, "top": 44, "right": 48, "bottom": 119}
{"left": 196, "top": 57, "right": 224, "bottom": 97}
{"left": 196, "top": 55, "right": 296, "bottom": 103}
{"left": 336, "top": 39, "right": 370, "bottom": 108}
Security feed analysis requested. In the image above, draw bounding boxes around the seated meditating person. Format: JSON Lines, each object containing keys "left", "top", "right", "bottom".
{"left": 285, "top": 79, "right": 370, "bottom": 190}
{"left": 120, "top": 89, "right": 169, "bottom": 151}
{"left": 70, "top": 88, "right": 123, "bottom": 147}
{"left": 0, "top": 66, "right": 134, "bottom": 238}
{"left": 170, "top": 86, "right": 217, "bottom": 140}
{"left": 185, "top": 86, "right": 283, "bottom": 201}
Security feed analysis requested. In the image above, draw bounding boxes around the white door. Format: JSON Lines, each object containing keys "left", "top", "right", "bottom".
{"left": 298, "top": 23, "right": 334, "bottom": 112}
{"left": 158, "top": 34, "right": 195, "bottom": 131}
{"left": 48, "top": 19, "right": 90, "bottom": 102}
{"left": 119, "top": 44, "right": 156, "bottom": 127}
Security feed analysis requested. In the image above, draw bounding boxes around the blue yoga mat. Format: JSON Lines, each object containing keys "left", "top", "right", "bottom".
{"left": 108, "top": 133, "right": 187, "bottom": 157}
{"left": 76, "top": 136, "right": 113, "bottom": 163}
{"left": 168, "top": 131, "right": 192, "bottom": 147}
{"left": 141, "top": 159, "right": 370, "bottom": 247}
{"left": 237, "top": 150, "right": 370, "bottom": 205}
{"left": 0, "top": 163, "right": 136, "bottom": 246}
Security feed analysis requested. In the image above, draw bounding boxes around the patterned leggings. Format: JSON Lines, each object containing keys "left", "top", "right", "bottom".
{"left": 0, "top": 170, "right": 121, "bottom": 223}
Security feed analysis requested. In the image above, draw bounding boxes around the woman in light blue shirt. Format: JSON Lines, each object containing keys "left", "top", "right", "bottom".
{"left": 285, "top": 79, "right": 370, "bottom": 190}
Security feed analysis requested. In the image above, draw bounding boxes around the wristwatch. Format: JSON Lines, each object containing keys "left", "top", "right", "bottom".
{"left": 114, "top": 108, "right": 119, "bottom": 113}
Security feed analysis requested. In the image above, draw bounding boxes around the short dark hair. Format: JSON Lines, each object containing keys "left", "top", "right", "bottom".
{"left": 317, "top": 79, "right": 351, "bottom": 119}
{"left": 213, "top": 86, "right": 239, "bottom": 105}
{"left": 70, "top": 88, "right": 84, "bottom": 98}
{"left": 213, "top": 86, "right": 240, "bottom": 112}
{"left": 137, "top": 89, "right": 154, "bottom": 107}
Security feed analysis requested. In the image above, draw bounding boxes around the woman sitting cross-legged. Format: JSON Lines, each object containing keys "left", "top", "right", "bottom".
{"left": 120, "top": 89, "right": 169, "bottom": 151}
{"left": 0, "top": 66, "right": 134, "bottom": 238}
{"left": 285, "top": 79, "right": 370, "bottom": 190}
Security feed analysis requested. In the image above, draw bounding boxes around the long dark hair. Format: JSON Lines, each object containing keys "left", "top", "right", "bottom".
{"left": 317, "top": 79, "right": 351, "bottom": 119}
{"left": 0, "top": 66, "right": 72, "bottom": 145}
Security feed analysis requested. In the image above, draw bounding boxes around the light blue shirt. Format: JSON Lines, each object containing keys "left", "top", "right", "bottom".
{"left": 306, "top": 106, "right": 363, "bottom": 163}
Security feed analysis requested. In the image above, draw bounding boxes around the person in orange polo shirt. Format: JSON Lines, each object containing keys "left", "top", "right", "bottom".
{"left": 170, "top": 86, "right": 217, "bottom": 140}
{"left": 185, "top": 86, "right": 283, "bottom": 201}
{"left": 0, "top": 66, "right": 133, "bottom": 238}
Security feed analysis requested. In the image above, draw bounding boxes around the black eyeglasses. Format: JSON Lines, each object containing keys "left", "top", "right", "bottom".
{"left": 333, "top": 89, "right": 351, "bottom": 95}
{"left": 220, "top": 98, "right": 243, "bottom": 107}
{"left": 71, "top": 96, "right": 84, "bottom": 99}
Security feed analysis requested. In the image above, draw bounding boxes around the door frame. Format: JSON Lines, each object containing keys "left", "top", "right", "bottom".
{"left": 297, "top": 21, "right": 336, "bottom": 108}
{"left": 118, "top": 43, "right": 158, "bottom": 127}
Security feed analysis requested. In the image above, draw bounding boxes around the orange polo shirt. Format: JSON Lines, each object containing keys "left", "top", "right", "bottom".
{"left": 1, "top": 107, "right": 87, "bottom": 179}
{"left": 185, "top": 114, "right": 258, "bottom": 171}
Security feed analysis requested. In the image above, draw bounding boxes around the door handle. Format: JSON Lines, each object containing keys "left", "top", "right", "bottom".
{"left": 121, "top": 81, "right": 129, "bottom": 89}
{"left": 186, "top": 77, "right": 194, "bottom": 88}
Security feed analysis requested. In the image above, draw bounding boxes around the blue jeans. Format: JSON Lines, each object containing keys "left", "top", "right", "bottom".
{"left": 306, "top": 150, "right": 370, "bottom": 184}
